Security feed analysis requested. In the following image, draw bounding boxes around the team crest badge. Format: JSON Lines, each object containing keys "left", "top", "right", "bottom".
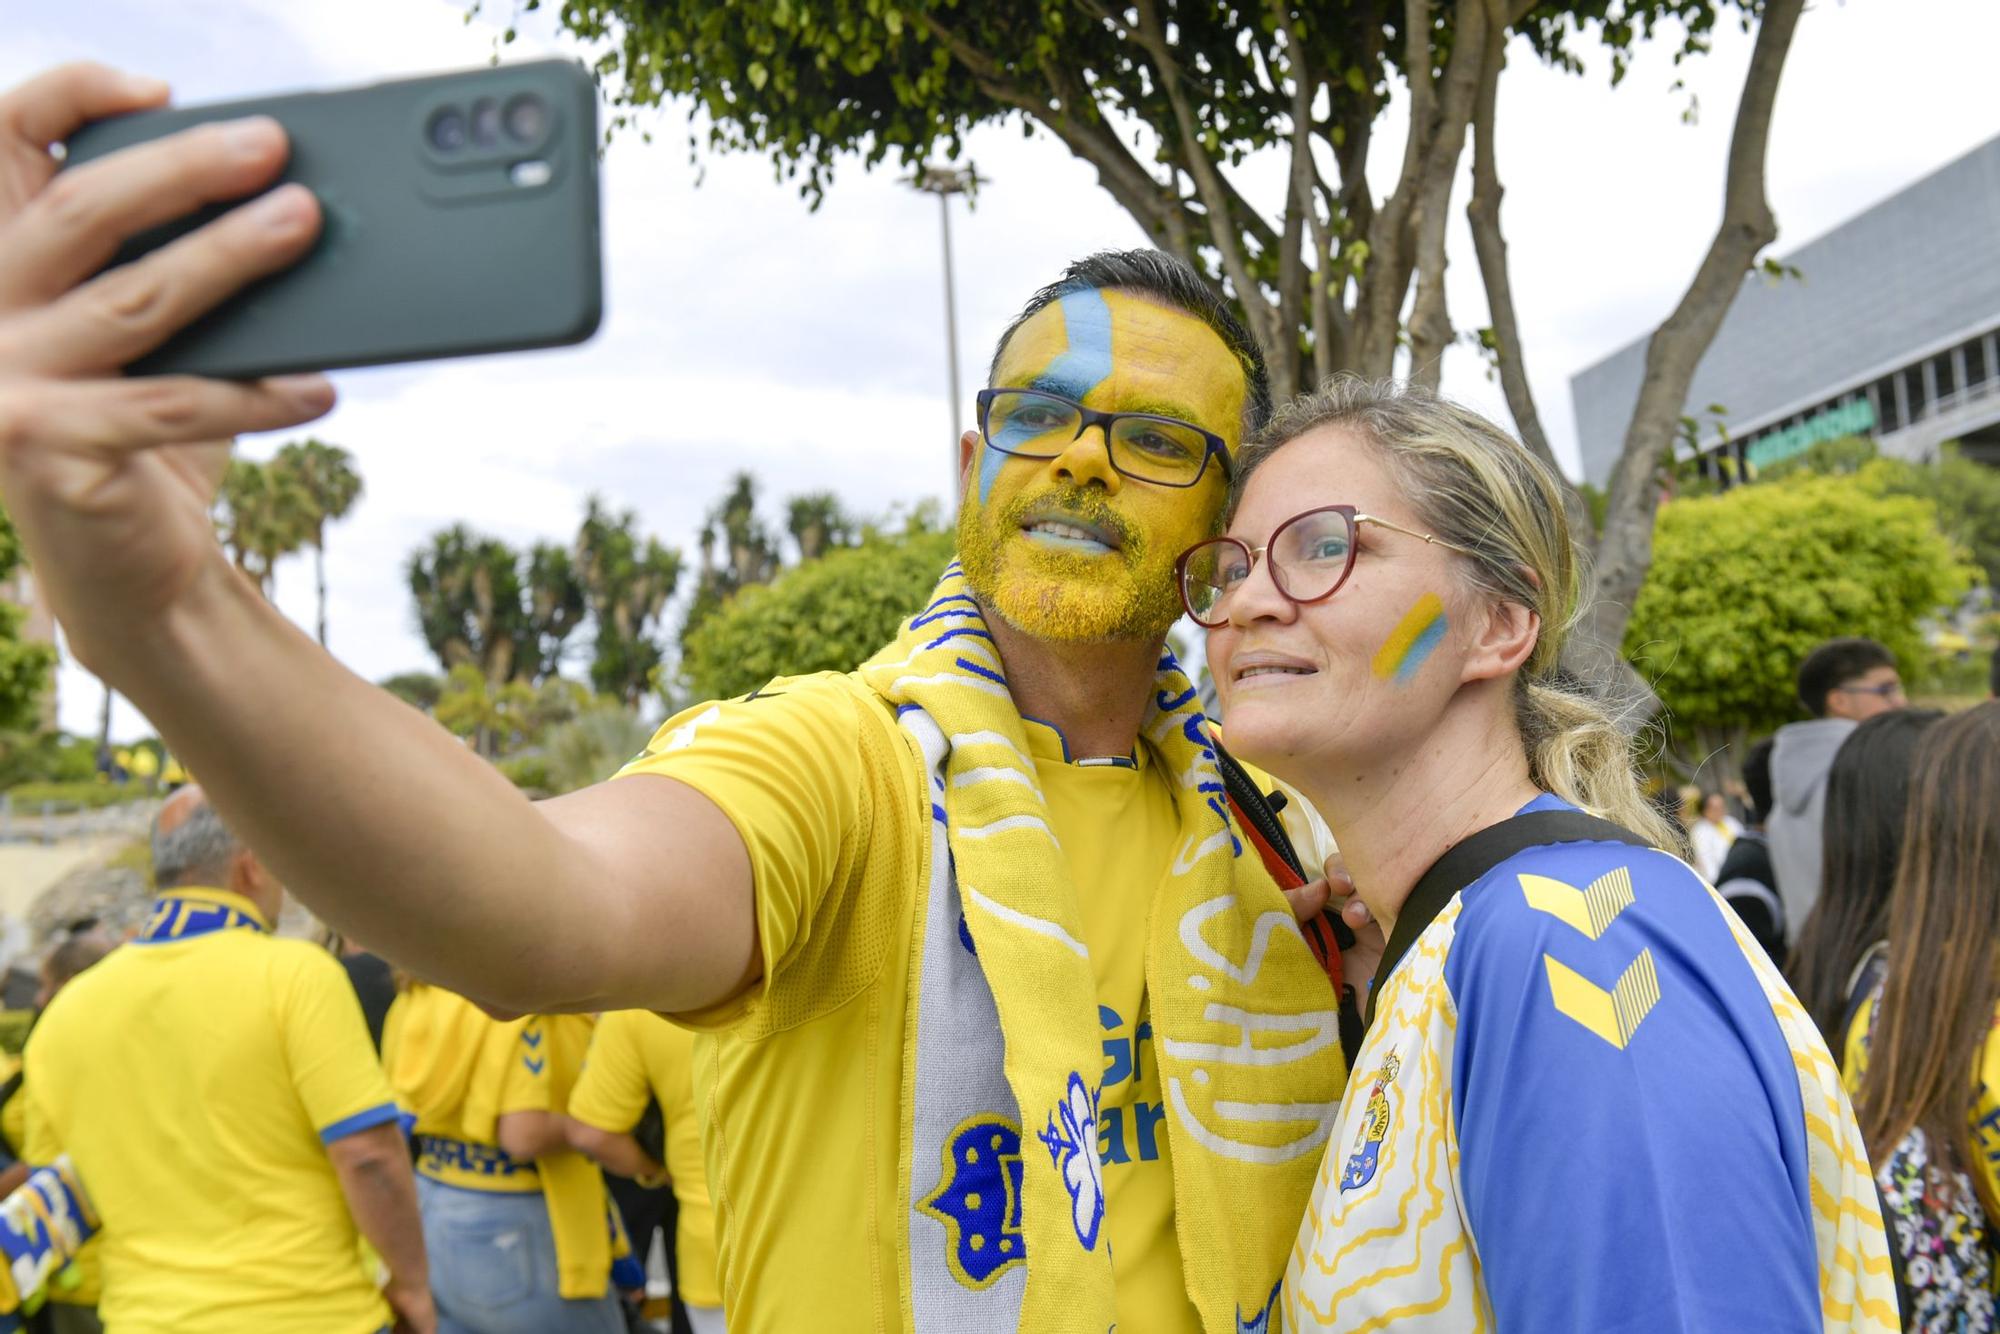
{"left": 1339, "top": 1051, "right": 1401, "bottom": 1193}
{"left": 917, "top": 1115, "right": 1026, "bottom": 1288}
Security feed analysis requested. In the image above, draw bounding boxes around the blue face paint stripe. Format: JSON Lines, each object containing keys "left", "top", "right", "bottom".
{"left": 978, "top": 288, "right": 1118, "bottom": 504}
{"left": 1394, "top": 613, "right": 1450, "bottom": 684}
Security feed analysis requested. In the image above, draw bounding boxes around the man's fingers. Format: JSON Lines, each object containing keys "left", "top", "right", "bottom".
{"left": 0, "top": 63, "right": 168, "bottom": 152}
{"left": 0, "top": 119, "right": 298, "bottom": 311}
{"left": 0, "top": 373, "right": 332, "bottom": 461}
{"left": 8, "top": 181, "right": 320, "bottom": 375}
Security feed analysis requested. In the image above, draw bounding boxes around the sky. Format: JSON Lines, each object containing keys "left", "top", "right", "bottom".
{"left": 11, "top": 0, "right": 2000, "bottom": 741}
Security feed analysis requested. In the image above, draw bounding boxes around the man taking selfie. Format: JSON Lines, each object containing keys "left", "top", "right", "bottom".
{"left": 0, "top": 65, "right": 1356, "bottom": 1333}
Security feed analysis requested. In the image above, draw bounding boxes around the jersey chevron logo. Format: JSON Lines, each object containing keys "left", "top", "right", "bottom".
{"left": 1518, "top": 866, "right": 1635, "bottom": 940}
{"left": 1543, "top": 949, "right": 1661, "bottom": 1049}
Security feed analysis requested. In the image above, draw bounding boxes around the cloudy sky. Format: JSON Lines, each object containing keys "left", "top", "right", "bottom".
{"left": 11, "top": 0, "right": 1999, "bottom": 740}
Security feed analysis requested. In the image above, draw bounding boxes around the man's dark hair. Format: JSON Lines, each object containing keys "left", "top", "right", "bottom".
{"left": 1796, "top": 637, "right": 1896, "bottom": 717}
{"left": 987, "top": 250, "right": 1271, "bottom": 435}
{"left": 1741, "top": 737, "right": 1775, "bottom": 826}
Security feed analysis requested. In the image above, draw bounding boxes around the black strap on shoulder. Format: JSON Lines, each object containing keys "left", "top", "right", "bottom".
{"left": 1213, "top": 741, "right": 1366, "bottom": 1063}
{"left": 1365, "top": 811, "right": 1654, "bottom": 1028}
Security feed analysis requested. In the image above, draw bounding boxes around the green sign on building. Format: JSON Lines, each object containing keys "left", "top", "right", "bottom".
{"left": 1745, "top": 399, "right": 1878, "bottom": 470}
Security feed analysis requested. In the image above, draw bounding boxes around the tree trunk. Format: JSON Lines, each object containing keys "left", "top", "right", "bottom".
{"left": 96, "top": 681, "right": 114, "bottom": 760}
{"left": 1581, "top": 0, "right": 1804, "bottom": 660}
{"left": 314, "top": 530, "right": 329, "bottom": 648}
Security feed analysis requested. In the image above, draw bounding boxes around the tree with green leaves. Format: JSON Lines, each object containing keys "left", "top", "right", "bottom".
{"left": 681, "top": 527, "right": 958, "bottom": 701}
{"left": 216, "top": 457, "right": 313, "bottom": 596}
{"left": 1624, "top": 472, "right": 1976, "bottom": 785}
{"left": 273, "top": 438, "right": 364, "bottom": 647}
{"left": 549, "top": 0, "right": 1808, "bottom": 694}
{"left": 0, "top": 504, "right": 55, "bottom": 737}
{"left": 434, "top": 662, "right": 537, "bottom": 758}
{"left": 574, "top": 496, "right": 684, "bottom": 706}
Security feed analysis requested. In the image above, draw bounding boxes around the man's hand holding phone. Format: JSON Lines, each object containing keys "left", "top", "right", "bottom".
{"left": 0, "top": 62, "right": 333, "bottom": 672}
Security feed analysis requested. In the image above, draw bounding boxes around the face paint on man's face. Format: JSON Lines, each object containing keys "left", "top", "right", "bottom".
{"left": 959, "top": 289, "right": 1246, "bottom": 644}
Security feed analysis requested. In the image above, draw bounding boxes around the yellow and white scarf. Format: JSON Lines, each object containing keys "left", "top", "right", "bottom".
{"left": 859, "top": 563, "right": 1345, "bottom": 1332}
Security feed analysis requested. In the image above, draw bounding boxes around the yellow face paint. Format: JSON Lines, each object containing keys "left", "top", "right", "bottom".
{"left": 958, "top": 289, "right": 1247, "bottom": 643}
{"left": 1370, "top": 592, "right": 1449, "bottom": 684}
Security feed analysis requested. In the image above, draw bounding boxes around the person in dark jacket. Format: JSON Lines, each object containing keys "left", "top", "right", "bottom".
{"left": 1715, "top": 739, "right": 1785, "bottom": 967}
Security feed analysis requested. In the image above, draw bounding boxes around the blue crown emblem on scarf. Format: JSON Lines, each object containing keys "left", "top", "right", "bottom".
{"left": 918, "top": 1115, "right": 1026, "bottom": 1287}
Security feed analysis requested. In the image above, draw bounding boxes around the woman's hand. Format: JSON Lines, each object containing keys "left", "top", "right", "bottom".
{"left": 1284, "top": 853, "right": 1384, "bottom": 1005}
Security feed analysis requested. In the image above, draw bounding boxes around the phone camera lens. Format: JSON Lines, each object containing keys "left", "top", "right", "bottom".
{"left": 426, "top": 107, "right": 468, "bottom": 153}
{"left": 503, "top": 94, "right": 548, "bottom": 145}
{"left": 471, "top": 98, "right": 502, "bottom": 148}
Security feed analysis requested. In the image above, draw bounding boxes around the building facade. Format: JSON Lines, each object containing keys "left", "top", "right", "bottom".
{"left": 1570, "top": 132, "right": 2000, "bottom": 487}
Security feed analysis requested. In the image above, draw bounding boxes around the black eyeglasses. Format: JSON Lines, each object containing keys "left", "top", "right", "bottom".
{"left": 1835, "top": 680, "right": 1906, "bottom": 701}
{"left": 975, "top": 387, "right": 1232, "bottom": 489}
{"left": 1176, "top": 504, "right": 1478, "bottom": 629}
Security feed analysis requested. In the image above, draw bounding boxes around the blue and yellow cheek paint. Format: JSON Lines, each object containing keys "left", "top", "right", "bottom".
{"left": 1371, "top": 593, "right": 1448, "bottom": 684}
{"left": 978, "top": 289, "right": 1116, "bottom": 505}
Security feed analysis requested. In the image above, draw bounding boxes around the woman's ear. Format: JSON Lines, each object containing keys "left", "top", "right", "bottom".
{"left": 1461, "top": 598, "right": 1539, "bottom": 685}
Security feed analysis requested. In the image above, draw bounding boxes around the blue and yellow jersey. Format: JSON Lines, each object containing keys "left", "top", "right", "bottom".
{"left": 1287, "top": 797, "right": 1897, "bottom": 1332}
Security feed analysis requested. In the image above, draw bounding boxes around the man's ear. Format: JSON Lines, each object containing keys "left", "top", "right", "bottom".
{"left": 1461, "top": 598, "right": 1540, "bottom": 685}
{"left": 958, "top": 429, "right": 981, "bottom": 491}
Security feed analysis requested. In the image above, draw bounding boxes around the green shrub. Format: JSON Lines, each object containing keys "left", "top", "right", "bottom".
{"left": 495, "top": 753, "right": 553, "bottom": 795}
{"left": 3, "top": 781, "right": 145, "bottom": 810}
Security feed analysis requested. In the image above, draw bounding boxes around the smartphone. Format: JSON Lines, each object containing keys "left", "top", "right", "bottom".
{"left": 63, "top": 59, "right": 603, "bottom": 379}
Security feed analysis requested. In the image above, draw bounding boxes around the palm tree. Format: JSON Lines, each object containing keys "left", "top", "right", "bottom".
{"left": 574, "top": 496, "right": 684, "bottom": 707}
{"left": 683, "top": 473, "right": 781, "bottom": 643}
{"left": 406, "top": 526, "right": 529, "bottom": 687}
{"left": 275, "top": 438, "right": 363, "bottom": 647}
{"left": 216, "top": 458, "right": 313, "bottom": 596}
{"left": 785, "top": 492, "right": 853, "bottom": 563}
{"left": 523, "top": 542, "right": 587, "bottom": 681}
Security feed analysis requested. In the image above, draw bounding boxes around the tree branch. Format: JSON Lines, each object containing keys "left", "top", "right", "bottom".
{"left": 1465, "top": 0, "right": 1587, "bottom": 539}
{"left": 1128, "top": 0, "right": 1287, "bottom": 382}
{"left": 1581, "top": 0, "right": 1806, "bottom": 657}
{"left": 1352, "top": 0, "right": 1438, "bottom": 376}
{"left": 1404, "top": 0, "right": 1490, "bottom": 390}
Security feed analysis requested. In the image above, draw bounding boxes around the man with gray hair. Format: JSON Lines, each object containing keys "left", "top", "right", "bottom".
{"left": 23, "top": 788, "right": 436, "bottom": 1333}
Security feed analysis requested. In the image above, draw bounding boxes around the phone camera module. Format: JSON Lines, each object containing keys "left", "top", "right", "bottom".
{"left": 471, "top": 98, "right": 503, "bottom": 148}
{"left": 426, "top": 107, "right": 469, "bottom": 153}
{"left": 503, "top": 94, "right": 549, "bottom": 145}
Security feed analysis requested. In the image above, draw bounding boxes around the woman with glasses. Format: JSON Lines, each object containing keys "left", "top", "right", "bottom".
{"left": 1176, "top": 377, "right": 1897, "bottom": 1332}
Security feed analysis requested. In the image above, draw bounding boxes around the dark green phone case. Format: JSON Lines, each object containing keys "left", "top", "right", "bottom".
{"left": 64, "top": 59, "right": 602, "bottom": 379}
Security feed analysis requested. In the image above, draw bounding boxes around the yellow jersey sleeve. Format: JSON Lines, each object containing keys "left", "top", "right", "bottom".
{"left": 615, "top": 674, "right": 910, "bottom": 1029}
{"left": 568, "top": 1010, "right": 651, "bottom": 1135}
{"left": 272, "top": 943, "right": 400, "bottom": 1143}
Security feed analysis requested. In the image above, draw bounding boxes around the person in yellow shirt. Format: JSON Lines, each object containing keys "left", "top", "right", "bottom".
{"left": 569, "top": 1010, "right": 724, "bottom": 1333}
{"left": 0, "top": 927, "right": 118, "bottom": 1333}
{"left": 0, "top": 90, "right": 1363, "bottom": 1334}
{"left": 382, "top": 983, "right": 622, "bottom": 1334}
{"left": 22, "top": 787, "right": 433, "bottom": 1334}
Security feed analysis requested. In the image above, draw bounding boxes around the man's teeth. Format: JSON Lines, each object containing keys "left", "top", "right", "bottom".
{"left": 1026, "top": 520, "right": 1111, "bottom": 545}
{"left": 1240, "top": 665, "right": 1312, "bottom": 679}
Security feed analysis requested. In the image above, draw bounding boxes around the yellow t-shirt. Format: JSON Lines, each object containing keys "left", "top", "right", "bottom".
{"left": 1845, "top": 990, "right": 2000, "bottom": 1205}
{"left": 617, "top": 672, "right": 1219, "bottom": 1334}
{"left": 569, "top": 1009, "right": 723, "bottom": 1308}
{"left": 382, "top": 988, "right": 611, "bottom": 1298}
{"left": 24, "top": 889, "right": 395, "bottom": 1334}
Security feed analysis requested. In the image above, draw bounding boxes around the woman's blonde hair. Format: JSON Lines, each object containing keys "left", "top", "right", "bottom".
{"left": 1227, "top": 375, "right": 1681, "bottom": 852}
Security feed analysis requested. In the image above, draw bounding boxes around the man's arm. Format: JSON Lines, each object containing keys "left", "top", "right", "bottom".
{"left": 0, "top": 66, "right": 765, "bottom": 1016}
{"left": 568, "top": 1120, "right": 665, "bottom": 1185}
{"left": 495, "top": 1109, "right": 572, "bottom": 1163}
{"left": 326, "top": 1122, "right": 436, "bottom": 1334}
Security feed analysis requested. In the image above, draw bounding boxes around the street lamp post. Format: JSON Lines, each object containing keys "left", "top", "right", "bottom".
{"left": 910, "top": 163, "right": 978, "bottom": 508}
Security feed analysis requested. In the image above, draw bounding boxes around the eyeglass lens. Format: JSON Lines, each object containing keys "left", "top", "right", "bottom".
{"left": 1181, "top": 509, "right": 1357, "bottom": 625}
{"left": 985, "top": 389, "right": 1210, "bottom": 485}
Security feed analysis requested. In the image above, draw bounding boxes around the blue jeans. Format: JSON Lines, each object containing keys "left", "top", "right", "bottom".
{"left": 417, "top": 1176, "right": 624, "bottom": 1334}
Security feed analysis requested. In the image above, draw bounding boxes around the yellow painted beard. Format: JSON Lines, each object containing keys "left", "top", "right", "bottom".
{"left": 956, "top": 487, "right": 1187, "bottom": 643}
